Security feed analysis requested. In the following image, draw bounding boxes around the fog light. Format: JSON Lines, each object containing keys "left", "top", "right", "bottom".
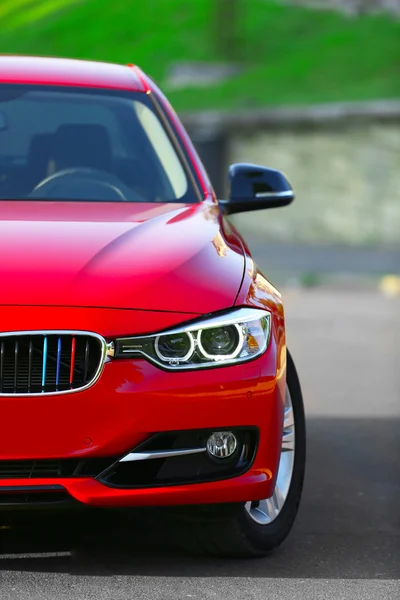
{"left": 206, "top": 431, "right": 237, "bottom": 459}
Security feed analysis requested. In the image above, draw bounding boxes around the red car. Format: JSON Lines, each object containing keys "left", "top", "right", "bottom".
{"left": 0, "top": 56, "right": 305, "bottom": 557}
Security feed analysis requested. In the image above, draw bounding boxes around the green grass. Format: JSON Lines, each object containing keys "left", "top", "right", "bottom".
{"left": 1, "top": 0, "right": 399, "bottom": 111}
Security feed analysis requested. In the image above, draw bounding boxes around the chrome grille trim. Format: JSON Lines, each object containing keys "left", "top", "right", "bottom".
{"left": 0, "top": 330, "right": 109, "bottom": 397}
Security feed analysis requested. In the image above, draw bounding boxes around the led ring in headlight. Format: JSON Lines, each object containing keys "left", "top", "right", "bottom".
{"left": 155, "top": 331, "right": 194, "bottom": 362}
{"left": 197, "top": 324, "right": 243, "bottom": 360}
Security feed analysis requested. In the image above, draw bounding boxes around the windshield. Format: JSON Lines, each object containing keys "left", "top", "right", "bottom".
{"left": 0, "top": 85, "right": 197, "bottom": 203}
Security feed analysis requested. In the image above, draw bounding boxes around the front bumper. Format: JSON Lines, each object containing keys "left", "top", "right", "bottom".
{"left": 0, "top": 305, "right": 286, "bottom": 508}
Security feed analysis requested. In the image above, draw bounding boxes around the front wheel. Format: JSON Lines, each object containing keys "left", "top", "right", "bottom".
{"left": 172, "top": 349, "right": 306, "bottom": 557}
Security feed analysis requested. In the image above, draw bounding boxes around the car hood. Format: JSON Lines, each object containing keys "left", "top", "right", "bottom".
{"left": 0, "top": 201, "right": 245, "bottom": 314}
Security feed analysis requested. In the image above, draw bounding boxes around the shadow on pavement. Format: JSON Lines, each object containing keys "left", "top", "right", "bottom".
{"left": 0, "top": 418, "right": 399, "bottom": 580}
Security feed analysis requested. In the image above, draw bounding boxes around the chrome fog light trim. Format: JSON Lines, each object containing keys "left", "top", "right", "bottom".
{"left": 119, "top": 447, "right": 206, "bottom": 463}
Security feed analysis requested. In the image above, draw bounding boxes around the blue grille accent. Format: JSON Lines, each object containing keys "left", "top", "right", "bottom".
{"left": 41, "top": 336, "right": 48, "bottom": 389}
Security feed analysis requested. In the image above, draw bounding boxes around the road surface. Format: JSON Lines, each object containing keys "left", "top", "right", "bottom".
{"left": 249, "top": 241, "right": 400, "bottom": 277}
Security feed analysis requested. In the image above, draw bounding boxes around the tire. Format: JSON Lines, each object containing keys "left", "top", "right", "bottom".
{"left": 171, "top": 349, "right": 306, "bottom": 557}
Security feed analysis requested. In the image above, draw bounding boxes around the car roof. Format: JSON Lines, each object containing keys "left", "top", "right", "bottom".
{"left": 0, "top": 56, "right": 146, "bottom": 92}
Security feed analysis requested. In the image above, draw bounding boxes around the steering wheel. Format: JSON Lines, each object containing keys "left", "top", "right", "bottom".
{"left": 29, "top": 168, "right": 143, "bottom": 202}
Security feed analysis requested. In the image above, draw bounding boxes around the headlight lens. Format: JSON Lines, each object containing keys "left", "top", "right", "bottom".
{"left": 155, "top": 332, "right": 194, "bottom": 361}
{"left": 198, "top": 325, "right": 242, "bottom": 359}
{"left": 114, "top": 308, "right": 270, "bottom": 370}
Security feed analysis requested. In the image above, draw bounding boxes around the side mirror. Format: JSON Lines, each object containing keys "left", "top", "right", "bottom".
{"left": 220, "top": 163, "right": 294, "bottom": 215}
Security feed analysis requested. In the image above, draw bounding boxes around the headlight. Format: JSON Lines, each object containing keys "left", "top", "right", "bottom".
{"left": 114, "top": 308, "right": 271, "bottom": 370}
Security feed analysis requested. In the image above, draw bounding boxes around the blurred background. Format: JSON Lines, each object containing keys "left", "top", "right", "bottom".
{"left": 0, "top": 0, "right": 399, "bottom": 591}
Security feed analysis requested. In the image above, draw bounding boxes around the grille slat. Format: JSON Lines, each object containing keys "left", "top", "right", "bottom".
{"left": 84, "top": 339, "right": 90, "bottom": 383}
{"left": 56, "top": 336, "right": 61, "bottom": 389}
{"left": 28, "top": 339, "right": 33, "bottom": 392}
{"left": 0, "top": 460, "right": 63, "bottom": 478}
{"left": 42, "top": 336, "right": 47, "bottom": 388}
{"left": 70, "top": 336, "right": 76, "bottom": 386}
{"left": 0, "top": 458, "right": 117, "bottom": 479}
{"left": 0, "top": 341, "right": 4, "bottom": 391}
{"left": 14, "top": 340, "right": 18, "bottom": 390}
{"left": 0, "top": 333, "right": 103, "bottom": 395}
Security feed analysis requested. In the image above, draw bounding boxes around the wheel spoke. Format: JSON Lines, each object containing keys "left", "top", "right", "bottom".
{"left": 246, "top": 500, "right": 271, "bottom": 525}
{"left": 273, "top": 484, "right": 285, "bottom": 512}
{"left": 263, "top": 498, "right": 276, "bottom": 521}
{"left": 284, "top": 406, "right": 294, "bottom": 429}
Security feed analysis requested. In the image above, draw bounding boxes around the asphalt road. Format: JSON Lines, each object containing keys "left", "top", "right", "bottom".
{"left": 0, "top": 289, "right": 399, "bottom": 599}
